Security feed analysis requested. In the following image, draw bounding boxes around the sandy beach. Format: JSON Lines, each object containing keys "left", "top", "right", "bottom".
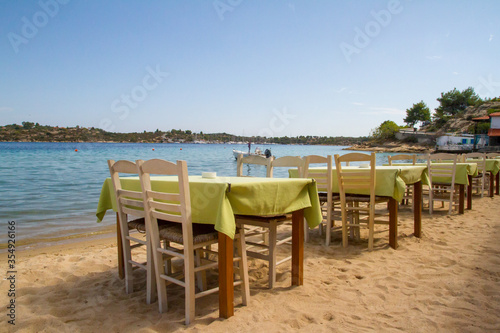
{"left": 2, "top": 195, "right": 500, "bottom": 333}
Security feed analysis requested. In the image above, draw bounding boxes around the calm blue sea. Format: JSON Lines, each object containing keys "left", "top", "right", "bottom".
{"left": 0, "top": 142, "right": 395, "bottom": 247}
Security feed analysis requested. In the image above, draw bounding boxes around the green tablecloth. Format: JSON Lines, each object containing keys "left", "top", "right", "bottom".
{"left": 289, "top": 166, "right": 408, "bottom": 202}
{"left": 389, "top": 163, "right": 478, "bottom": 185}
{"left": 465, "top": 159, "right": 500, "bottom": 176}
{"left": 96, "top": 176, "right": 322, "bottom": 239}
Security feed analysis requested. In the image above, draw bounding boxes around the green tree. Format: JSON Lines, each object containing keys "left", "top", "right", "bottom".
{"left": 370, "top": 120, "right": 400, "bottom": 141}
{"left": 22, "top": 121, "right": 34, "bottom": 129}
{"left": 403, "top": 101, "right": 431, "bottom": 127}
{"left": 433, "top": 87, "right": 482, "bottom": 125}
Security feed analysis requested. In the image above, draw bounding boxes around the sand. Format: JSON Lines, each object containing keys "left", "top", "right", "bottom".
{"left": 2, "top": 196, "right": 500, "bottom": 332}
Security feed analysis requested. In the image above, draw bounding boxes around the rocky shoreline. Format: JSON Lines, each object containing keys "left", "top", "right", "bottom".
{"left": 345, "top": 141, "right": 435, "bottom": 153}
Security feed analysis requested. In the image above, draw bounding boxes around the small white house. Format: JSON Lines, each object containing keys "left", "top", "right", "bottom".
{"left": 488, "top": 112, "right": 500, "bottom": 146}
{"left": 436, "top": 133, "right": 487, "bottom": 151}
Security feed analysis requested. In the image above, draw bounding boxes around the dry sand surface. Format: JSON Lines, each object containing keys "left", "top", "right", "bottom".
{"left": 2, "top": 196, "right": 500, "bottom": 332}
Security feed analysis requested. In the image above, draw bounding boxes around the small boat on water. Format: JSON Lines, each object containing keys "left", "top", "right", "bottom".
{"left": 233, "top": 147, "right": 272, "bottom": 159}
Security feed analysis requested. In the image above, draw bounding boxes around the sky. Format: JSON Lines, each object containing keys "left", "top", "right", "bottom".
{"left": 1, "top": 0, "right": 499, "bottom": 137}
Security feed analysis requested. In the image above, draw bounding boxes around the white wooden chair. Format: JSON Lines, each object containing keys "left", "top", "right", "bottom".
{"left": 108, "top": 159, "right": 160, "bottom": 304}
{"left": 424, "top": 153, "right": 459, "bottom": 215}
{"left": 137, "top": 159, "right": 249, "bottom": 325}
{"left": 486, "top": 153, "right": 500, "bottom": 159}
{"left": 237, "top": 154, "right": 273, "bottom": 177}
{"left": 303, "top": 155, "right": 336, "bottom": 245}
{"left": 334, "top": 152, "right": 390, "bottom": 251}
{"left": 463, "top": 152, "right": 487, "bottom": 197}
{"left": 388, "top": 154, "right": 417, "bottom": 208}
{"left": 235, "top": 154, "right": 302, "bottom": 288}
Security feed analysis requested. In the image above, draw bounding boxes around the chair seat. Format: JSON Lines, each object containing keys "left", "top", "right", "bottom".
{"left": 127, "top": 218, "right": 146, "bottom": 231}
{"left": 127, "top": 218, "right": 177, "bottom": 232}
{"left": 159, "top": 223, "right": 219, "bottom": 245}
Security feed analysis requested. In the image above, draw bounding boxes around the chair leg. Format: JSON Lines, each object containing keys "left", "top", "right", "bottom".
{"left": 236, "top": 228, "right": 250, "bottom": 305}
{"left": 368, "top": 205, "right": 374, "bottom": 251}
{"left": 195, "top": 249, "right": 207, "bottom": 292}
{"left": 268, "top": 221, "right": 277, "bottom": 289}
{"left": 184, "top": 248, "right": 196, "bottom": 325}
{"left": 164, "top": 241, "right": 172, "bottom": 275}
{"left": 146, "top": 234, "right": 157, "bottom": 304}
{"left": 341, "top": 206, "right": 348, "bottom": 248}
{"left": 304, "top": 218, "right": 309, "bottom": 243}
{"left": 429, "top": 191, "right": 433, "bottom": 215}
{"left": 354, "top": 203, "right": 361, "bottom": 241}
{"left": 154, "top": 249, "right": 168, "bottom": 314}
{"left": 119, "top": 213, "right": 134, "bottom": 294}
{"left": 263, "top": 227, "right": 269, "bottom": 246}
{"left": 325, "top": 211, "right": 332, "bottom": 247}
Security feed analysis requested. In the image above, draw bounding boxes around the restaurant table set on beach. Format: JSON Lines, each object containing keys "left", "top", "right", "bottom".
{"left": 95, "top": 151, "right": 500, "bottom": 324}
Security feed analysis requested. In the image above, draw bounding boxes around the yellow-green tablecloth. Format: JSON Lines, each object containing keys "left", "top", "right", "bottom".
{"left": 289, "top": 166, "right": 408, "bottom": 202}
{"left": 390, "top": 163, "right": 478, "bottom": 186}
{"left": 465, "top": 159, "right": 500, "bottom": 176}
{"left": 96, "top": 176, "right": 322, "bottom": 239}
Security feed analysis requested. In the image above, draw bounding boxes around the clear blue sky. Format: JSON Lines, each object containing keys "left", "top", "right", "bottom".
{"left": 1, "top": 0, "right": 499, "bottom": 137}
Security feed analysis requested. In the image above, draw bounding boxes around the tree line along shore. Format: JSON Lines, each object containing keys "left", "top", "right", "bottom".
{"left": 0, "top": 123, "right": 368, "bottom": 146}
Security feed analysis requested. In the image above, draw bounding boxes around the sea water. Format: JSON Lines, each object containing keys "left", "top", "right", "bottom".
{"left": 0, "top": 142, "right": 395, "bottom": 247}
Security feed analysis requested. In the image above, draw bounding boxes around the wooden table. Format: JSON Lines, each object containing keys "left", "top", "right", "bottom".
{"left": 396, "top": 165, "right": 427, "bottom": 242}
{"left": 96, "top": 176, "right": 322, "bottom": 320}
{"left": 291, "top": 166, "right": 426, "bottom": 249}
{"left": 463, "top": 159, "right": 500, "bottom": 197}
{"left": 397, "top": 162, "right": 478, "bottom": 214}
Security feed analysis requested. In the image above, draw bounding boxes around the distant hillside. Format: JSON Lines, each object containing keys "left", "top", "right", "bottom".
{"left": 0, "top": 122, "right": 368, "bottom": 146}
{"left": 423, "top": 100, "right": 500, "bottom": 135}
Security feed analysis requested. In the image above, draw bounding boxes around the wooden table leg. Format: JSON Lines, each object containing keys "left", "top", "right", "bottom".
{"left": 489, "top": 172, "right": 494, "bottom": 198}
{"left": 459, "top": 185, "right": 465, "bottom": 214}
{"left": 218, "top": 232, "right": 234, "bottom": 319}
{"left": 291, "top": 209, "right": 304, "bottom": 286}
{"left": 467, "top": 175, "right": 472, "bottom": 210}
{"left": 413, "top": 181, "right": 422, "bottom": 238}
{"left": 116, "top": 213, "right": 124, "bottom": 280}
{"left": 388, "top": 198, "right": 398, "bottom": 249}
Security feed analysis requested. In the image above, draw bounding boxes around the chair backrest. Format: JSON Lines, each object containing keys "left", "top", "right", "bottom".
{"left": 137, "top": 159, "right": 191, "bottom": 229}
{"left": 416, "top": 153, "right": 430, "bottom": 163}
{"left": 108, "top": 159, "right": 145, "bottom": 218}
{"left": 427, "top": 153, "right": 458, "bottom": 187}
{"left": 486, "top": 153, "right": 500, "bottom": 159}
{"left": 387, "top": 154, "right": 416, "bottom": 165}
{"left": 463, "top": 152, "right": 486, "bottom": 173}
{"left": 303, "top": 155, "right": 332, "bottom": 194}
{"left": 268, "top": 156, "right": 305, "bottom": 178}
{"left": 237, "top": 154, "right": 273, "bottom": 177}
{"left": 334, "top": 152, "right": 376, "bottom": 202}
